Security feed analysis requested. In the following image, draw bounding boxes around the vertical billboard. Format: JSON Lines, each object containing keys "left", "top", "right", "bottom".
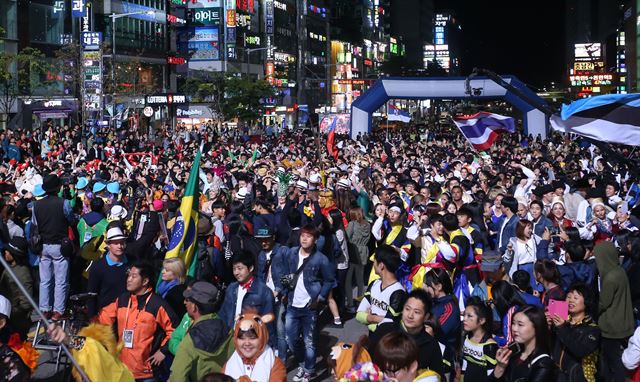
{"left": 225, "top": 0, "right": 237, "bottom": 59}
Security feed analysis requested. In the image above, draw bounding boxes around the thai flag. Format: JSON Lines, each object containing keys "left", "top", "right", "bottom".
{"left": 326, "top": 117, "right": 339, "bottom": 159}
{"left": 452, "top": 112, "right": 515, "bottom": 151}
{"left": 388, "top": 104, "right": 411, "bottom": 123}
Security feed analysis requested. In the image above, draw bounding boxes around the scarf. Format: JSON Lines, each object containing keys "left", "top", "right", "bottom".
{"left": 225, "top": 346, "right": 277, "bottom": 382}
{"left": 157, "top": 280, "right": 178, "bottom": 298}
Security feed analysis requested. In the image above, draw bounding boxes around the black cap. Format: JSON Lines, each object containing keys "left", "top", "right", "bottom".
{"left": 183, "top": 281, "right": 219, "bottom": 305}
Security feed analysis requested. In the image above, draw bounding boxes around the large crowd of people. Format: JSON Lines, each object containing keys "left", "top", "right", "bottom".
{"left": 1, "top": 119, "right": 640, "bottom": 382}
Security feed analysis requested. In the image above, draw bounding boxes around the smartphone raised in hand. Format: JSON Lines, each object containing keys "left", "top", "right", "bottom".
{"left": 507, "top": 341, "right": 523, "bottom": 355}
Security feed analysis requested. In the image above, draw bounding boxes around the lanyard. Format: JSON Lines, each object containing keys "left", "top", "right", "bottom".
{"left": 124, "top": 291, "right": 153, "bottom": 330}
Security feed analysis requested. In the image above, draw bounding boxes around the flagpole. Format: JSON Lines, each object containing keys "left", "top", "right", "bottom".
{"left": 386, "top": 100, "right": 390, "bottom": 142}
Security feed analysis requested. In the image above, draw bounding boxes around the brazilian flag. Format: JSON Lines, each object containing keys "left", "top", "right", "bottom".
{"left": 165, "top": 149, "right": 201, "bottom": 277}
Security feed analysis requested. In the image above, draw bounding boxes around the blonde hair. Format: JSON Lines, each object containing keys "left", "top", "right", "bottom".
{"left": 163, "top": 257, "right": 186, "bottom": 284}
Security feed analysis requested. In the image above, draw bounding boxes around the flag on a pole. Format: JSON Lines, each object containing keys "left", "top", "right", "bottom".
{"left": 326, "top": 117, "right": 339, "bottom": 160}
{"left": 550, "top": 93, "right": 640, "bottom": 146}
{"left": 387, "top": 104, "right": 412, "bottom": 123}
{"left": 165, "top": 149, "right": 201, "bottom": 277}
{"left": 452, "top": 112, "right": 516, "bottom": 151}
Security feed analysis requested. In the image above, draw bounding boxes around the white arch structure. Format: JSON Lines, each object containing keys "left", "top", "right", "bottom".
{"left": 350, "top": 76, "right": 549, "bottom": 139}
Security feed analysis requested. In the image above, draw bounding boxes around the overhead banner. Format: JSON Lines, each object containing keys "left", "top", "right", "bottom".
{"left": 82, "top": 50, "right": 103, "bottom": 112}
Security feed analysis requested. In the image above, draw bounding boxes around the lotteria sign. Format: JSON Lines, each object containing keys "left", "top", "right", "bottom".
{"left": 146, "top": 94, "right": 187, "bottom": 105}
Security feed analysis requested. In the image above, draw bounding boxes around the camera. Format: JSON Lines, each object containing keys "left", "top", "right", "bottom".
{"left": 280, "top": 274, "right": 296, "bottom": 291}
{"left": 549, "top": 226, "right": 560, "bottom": 236}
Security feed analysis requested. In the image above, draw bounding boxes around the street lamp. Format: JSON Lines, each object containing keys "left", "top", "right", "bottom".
{"left": 109, "top": 10, "right": 156, "bottom": 96}
{"left": 245, "top": 46, "right": 276, "bottom": 79}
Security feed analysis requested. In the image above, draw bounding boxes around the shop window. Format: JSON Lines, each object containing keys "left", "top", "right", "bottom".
{"left": 0, "top": 0, "right": 17, "bottom": 40}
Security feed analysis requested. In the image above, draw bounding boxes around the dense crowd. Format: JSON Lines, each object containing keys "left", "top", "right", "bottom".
{"left": 1, "top": 119, "right": 640, "bottom": 382}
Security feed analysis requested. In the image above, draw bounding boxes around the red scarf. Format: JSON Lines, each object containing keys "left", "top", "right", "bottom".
{"left": 240, "top": 276, "right": 255, "bottom": 290}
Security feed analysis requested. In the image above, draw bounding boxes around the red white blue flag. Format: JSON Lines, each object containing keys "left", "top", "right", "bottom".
{"left": 452, "top": 112, "right": 515, "bottom": 151}
{"left": 326, "top": 117, "right": 339, "bottom": 159}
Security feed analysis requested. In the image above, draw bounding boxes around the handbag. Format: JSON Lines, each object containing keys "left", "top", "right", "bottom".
{"left": 280, "top": 253, "right": 313, "bottom": 291}
{"left": 28, "top": 204, "right": 43, "bottom": 254}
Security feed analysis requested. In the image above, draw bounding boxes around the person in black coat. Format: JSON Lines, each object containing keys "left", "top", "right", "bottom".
{"left": 368, "top": 289, "right": 444, "bottom": 380}
{"left": 550, "top": 283, "right": 600, "bottom": 382}
{"left": 491, "top": 305, "right": 556, "bottom": 382}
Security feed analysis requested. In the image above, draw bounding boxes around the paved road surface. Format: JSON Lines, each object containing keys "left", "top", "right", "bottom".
{"left": 31, "top": 310, "right": 368, "bottom": 381}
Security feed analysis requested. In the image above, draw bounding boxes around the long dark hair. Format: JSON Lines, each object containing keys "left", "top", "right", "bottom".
{"left": 465, "top": 296, "right": 493, "bottom": 338}
{"left": 423, "top": 268, "right": 453, "bottom": 296}
{"left": 513, "top": 305, "right": 551, "bottom": 355}
{"left": 328, "top": 208, "right": 345, "bottom": 232}
{"left": 491, "top": 280, "right": 526, "bottom": 317}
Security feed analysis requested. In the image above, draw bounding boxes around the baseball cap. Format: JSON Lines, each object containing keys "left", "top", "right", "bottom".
{"left": 481, "top": 250, "right": 503, "bottom": 272}
{"left": 0, "top": 294, "right": 10, "bottom": 318}
{"left": 183, "top": 281, "right": 219, "bottom": 305}
{"left": 254, "top": 227, "right": 274, "bottom": 238}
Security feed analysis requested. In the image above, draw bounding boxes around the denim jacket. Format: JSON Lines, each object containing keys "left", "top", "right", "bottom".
{"left": 281, "top": 246, "right": 336, "bottom": 305}
{"left": 256, "top": 243, "right": 289, "bottom": 295}
{"left": 218, "top": 277, "right": 275, "bottom": 328}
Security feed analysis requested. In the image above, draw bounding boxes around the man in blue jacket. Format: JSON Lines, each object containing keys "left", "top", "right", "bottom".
{"left": 282, "top": 224, "right": 335, "bottom": 382}
{"left": 255, "top": 226, "right": 289, "bottom": 359}
{"left": 498, "top": 196, "right": 519, "bottom": 255}
{"left": 218, "top": 250, "right": 275, "bottom": 333}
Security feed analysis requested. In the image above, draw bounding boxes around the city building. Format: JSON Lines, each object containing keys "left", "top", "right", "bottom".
{"left": 565, "top": 0, "right": 625, "bottom": 97}
{"left": 422, "top": 12, "right": 460, "bottom": 75}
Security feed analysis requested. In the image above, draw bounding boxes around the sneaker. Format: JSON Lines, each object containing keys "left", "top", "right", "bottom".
{"left": 51, "top": 312, "right": 64, "bottom": 321}
{"left": 301, "top": 372, "right": 314, "bottom": 382}
{"left": 292, "top": 367, "right": 305, "bottom": 381}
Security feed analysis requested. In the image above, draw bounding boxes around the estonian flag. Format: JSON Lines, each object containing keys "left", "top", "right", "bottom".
{"left": 452, "top": 112, "right": 515, "bottom": 151}
{"left": 388, "top": 104, "right": 412, "bottom": 123}
{"left": 550, "top": 94, "right": 640, "bottom": 146}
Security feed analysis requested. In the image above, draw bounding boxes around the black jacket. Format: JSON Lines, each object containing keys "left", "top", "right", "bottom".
{"left": 552, "top": 316, "right": 600, "bottom": 382}
{"left": 491, "top": 351, "right": 556, "bottom": 382}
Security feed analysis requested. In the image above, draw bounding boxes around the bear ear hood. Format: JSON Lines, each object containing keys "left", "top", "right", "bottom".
{"left": 233, "top": 310, "right": 272, "bottom": 363}
{"left": 594, "top": 241, "right": 619, "bottom": 277}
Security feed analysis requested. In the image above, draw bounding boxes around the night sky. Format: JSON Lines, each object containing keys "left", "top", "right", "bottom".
{"left": 437, "top": 0, "right": 566, "bottom": 89}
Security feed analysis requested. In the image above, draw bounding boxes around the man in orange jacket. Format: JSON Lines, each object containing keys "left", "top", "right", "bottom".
{"left": 99, "top": 261, "right": 179, "bottom": 381}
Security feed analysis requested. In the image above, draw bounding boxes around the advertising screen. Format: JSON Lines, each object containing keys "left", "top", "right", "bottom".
{"left": 191, "top": 27, "right": 219, "bottom": 42}
{"left": 574, "top": 43, "right": 601, "bottom": 61}
{"left": 188, "top": 41, "right": 220, "bottom": 60}
{"left": 188, "top": 8, "right": 221, "bottom": 26}
{"left": 188, "top": 0, "right": 221, "bottom": 8}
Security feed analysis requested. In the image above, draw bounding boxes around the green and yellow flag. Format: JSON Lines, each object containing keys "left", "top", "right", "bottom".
{"left": 165, "top": 149, "right": 201, "bottom": 277}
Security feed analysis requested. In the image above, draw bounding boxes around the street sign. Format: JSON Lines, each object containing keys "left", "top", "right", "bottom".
{"left": 81, "top": 32, "right": 102, "bottom": 51}
{"left": 143, "top": 106, "right": 154, "bottom": 117}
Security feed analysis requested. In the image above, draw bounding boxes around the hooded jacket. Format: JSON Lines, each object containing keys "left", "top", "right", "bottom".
{"left": 170, "top": 313, "right": 235, "bottom": 382}
{"left": 594, "top": 242, "right": 635, "bottom": 339}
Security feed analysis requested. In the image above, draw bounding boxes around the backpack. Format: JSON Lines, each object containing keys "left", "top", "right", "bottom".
{"left": 79, "top": 218, "right": 109, "bottom": 261}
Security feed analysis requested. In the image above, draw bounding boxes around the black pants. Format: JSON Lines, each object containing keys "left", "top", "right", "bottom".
{"left": 600, "top": 337, "right": 629, "bottom": 382}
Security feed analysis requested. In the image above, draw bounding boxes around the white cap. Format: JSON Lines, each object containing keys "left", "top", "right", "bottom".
{"left": 389, "top": 206, "right": 402, "bottom": 213}
{"left": 0, "top": 294, "right": 11, "bottom": 318}
{"left": 108, "top": 205, "right": 128, "bottom": 220}
{"left": 106, "top": 227, "right": 127, "bottom": 242}
{"left": 236, "top": 187, "right": 248, "bottom": 200}
{"left": 295, "top": 180, "right": 308, "bottom": 190}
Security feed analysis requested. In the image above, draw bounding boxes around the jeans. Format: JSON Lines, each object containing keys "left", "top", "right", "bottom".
{"left": 38, "top": 244, "right": 69, "bottom": 313}
{"left": 345, "top": 263, "right": 365, "bottom": 307}
{"left": 285, "top": 305, "right": 318, "bottom": 373}
{"left": 275, "top": 302, "right": 288, "bottom": 360}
